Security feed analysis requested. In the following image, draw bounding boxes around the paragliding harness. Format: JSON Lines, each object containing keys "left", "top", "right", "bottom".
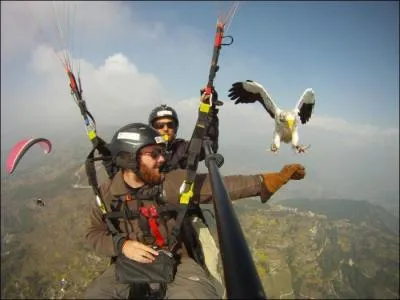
{"left": 78, "top": 114, "right": 208, "bottom": 298}
{"left": 84, "top": 154, "right": 176, "bottom": 299}
{"left": 103, "top": 195, "right": 178, "bottom": 285}
{"left": 168, "top": 18, "right": 232, "bottom": 254}
{"left": 79, "top": 118, "right": 208, "bottom": 298}
{"left": 84, "top": 164, "right": 209, "bottom": 299}
{"left": 66, "top": 65, "right": 171, "bottom": 297}
{"left": 65, "top": 9, "right": 233, "bottom": 299}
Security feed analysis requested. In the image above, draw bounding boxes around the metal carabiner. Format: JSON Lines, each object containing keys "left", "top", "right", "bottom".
{"left": 221, "top": 35, "right": 234, "bottom": 46}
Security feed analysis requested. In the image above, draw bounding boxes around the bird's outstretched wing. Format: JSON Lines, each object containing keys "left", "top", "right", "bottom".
{"left": 228, "top": 80, "right": 278, "bottom": 119}
{"left": 294, "top": 88, "right": 315, "bottom": 124}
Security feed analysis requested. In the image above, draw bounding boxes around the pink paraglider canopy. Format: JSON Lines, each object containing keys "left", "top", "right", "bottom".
{"left": 6, "top": 138, "right": 52, "bottom": 174}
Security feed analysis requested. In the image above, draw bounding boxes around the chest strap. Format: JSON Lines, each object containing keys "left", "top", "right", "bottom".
{"left": 140, "top": 206, "right": 165, "bottom": 247}
{"left": 105, "top": 195, "right": 183, "bottom": 248}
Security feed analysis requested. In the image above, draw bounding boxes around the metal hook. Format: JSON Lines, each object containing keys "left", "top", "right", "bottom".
{"left": 221, "top": 35, "right": 234, "bottom": 46}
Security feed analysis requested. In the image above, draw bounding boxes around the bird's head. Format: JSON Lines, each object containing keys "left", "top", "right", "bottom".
{"left": 286, "top": 115, "right": 295, "bottom": 131}
{"left": 278, "top": 112, "right": 296, "bottom": 130}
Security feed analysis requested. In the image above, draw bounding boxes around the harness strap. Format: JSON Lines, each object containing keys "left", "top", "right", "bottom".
{"left": 140, "top": 205, "right": 165, "bottom": 247}
{"left": 106, "top": 210, "right": 140, "bottom": 219}
{"left": 85, "top": 136, "right": 112, "bottom": 213}
{"left": 105, "top": 201, "right": 180, "bottom": 221}
{"left": 168, "top": 88, "right": 223, "bottom": 251}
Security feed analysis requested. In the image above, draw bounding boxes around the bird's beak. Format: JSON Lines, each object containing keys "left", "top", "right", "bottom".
{"left": 287, "top": 118, "right": 294, "bottom": 130}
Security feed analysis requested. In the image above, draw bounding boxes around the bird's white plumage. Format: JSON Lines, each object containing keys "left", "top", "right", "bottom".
{"left": 294, "top": 88, "right": 315, "bottom": 125}
{"left": 228, "top": 80, "right": 316, "bottom": 154}
{"left": 241, "top": 80, "right": 278, "bottom": 119}
{"left": 294, "top": 88, "right": 315, "bottom": 115}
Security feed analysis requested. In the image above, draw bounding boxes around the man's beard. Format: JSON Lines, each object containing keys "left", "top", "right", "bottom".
{"left": 137, "top": 163, "right": 164, "bottom": 185}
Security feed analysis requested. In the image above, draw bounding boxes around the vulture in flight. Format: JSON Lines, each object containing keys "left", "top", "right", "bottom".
{"left": 228, "top": 80, "right": 316, "bottom": 153}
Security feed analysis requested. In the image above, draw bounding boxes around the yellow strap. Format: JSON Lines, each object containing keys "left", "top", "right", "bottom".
{"left": 88, "top": 130, "right": 97, "bottom": 140}
{"left": 179, "top": 182, "right": 194, "bottom": 204}
{"left": 178, "top": 99, "right": 211, "bottom": 205}
{"left": 199, "top": 102, "right": 211, "bottom": 113}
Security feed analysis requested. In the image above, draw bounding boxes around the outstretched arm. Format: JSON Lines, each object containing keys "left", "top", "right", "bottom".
{"left": 163, "top": 164, "right": 306, "bottom": 204}
{"left": 259, "top": 164, "right": 305, "bottom": 203}
{"left": 193, "top": 164, "right": 304, "bottom": 204}
{"left": 204, "top": 106, "right": 219, "bottom": 154}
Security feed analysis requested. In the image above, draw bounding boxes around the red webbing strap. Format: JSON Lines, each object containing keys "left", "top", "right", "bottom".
{"left": 140, "top": 205, "right": 165, "bottom": 247}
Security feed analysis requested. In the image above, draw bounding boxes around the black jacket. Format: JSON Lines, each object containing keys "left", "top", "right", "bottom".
{"left": 162, "top": 109, "right": 219, "bottom": 172}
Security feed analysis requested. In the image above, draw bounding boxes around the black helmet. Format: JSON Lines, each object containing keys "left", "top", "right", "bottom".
{"left": 148, "top": 104, "right": 179, "bottom": 132}
{"left": 109, "top": 123, "right": 165, "bottom": 171}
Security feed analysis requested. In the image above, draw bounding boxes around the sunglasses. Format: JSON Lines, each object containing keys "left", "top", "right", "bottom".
{"left": 153, "top": 121, "right": 175, "bottom": 130}
{"left": 140, "top": 147, "right": 165, "bottom": 159}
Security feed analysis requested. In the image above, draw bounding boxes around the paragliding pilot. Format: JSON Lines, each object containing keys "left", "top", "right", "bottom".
{"left": 84, "top": 122, "right": 306, "bottom": 299}
{"left": 36, "top": 198, "right": 45, "bottom": 207}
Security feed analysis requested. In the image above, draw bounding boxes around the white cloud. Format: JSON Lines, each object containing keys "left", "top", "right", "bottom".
{"left": 8, "top": 44, "right": 166, "bottom": 132}
{"left": 1, "top": 1, "right": 163, "bottom": 64}
{"left": 309, "top": 115, "right": 399, "bottom": 138}
{"left": 1, "top": 1, "right": 37, "bottom": 60}
{"left": 1, "top": 1, "right": 398, "bottom": 205}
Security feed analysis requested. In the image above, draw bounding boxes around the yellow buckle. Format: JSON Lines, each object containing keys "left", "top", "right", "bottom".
{"left": 88, "top": 130, "right": 97, "bottom": 140}
{"left": 179, "top": 182, "right": 194, "bottom": 204}
{"left": 199, "top": 102, "right": 211, "bottom": 113}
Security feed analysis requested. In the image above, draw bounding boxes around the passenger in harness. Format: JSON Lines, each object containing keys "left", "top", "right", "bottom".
{"left": 148, "top": 89, "right": 220, "bottom": 173}
{"left": 147, "top": 92, "right": 224, "bottom": 295}
{"left": 83, "top": 123, "right": 306, "bottom": 299}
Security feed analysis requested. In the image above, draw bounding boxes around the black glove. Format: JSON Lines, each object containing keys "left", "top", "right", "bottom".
{"left": 200, "top": 87, "right": 222, "bottom": 108}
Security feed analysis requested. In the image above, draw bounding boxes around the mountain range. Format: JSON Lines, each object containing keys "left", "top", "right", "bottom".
{"left": 1, "top": 136, "right": 399, "bottom": 299}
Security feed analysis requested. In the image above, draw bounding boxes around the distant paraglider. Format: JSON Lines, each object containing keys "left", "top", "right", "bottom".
{"left": 6, "top": 138, "right": 52, "bottom": 174}
{"left": 35, "top": 198, "right": 46, "bottom": 207}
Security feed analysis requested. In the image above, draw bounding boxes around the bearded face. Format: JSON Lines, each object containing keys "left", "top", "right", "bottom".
{"left": 137, "top": 160, "right": 165, "bottom": 185}
{"left": 136, "top": 145, "right": 166, "bottom": 185}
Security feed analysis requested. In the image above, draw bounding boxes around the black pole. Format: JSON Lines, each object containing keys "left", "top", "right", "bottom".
{"left": 203, "top": 139, "right": 267, "bottom": 299}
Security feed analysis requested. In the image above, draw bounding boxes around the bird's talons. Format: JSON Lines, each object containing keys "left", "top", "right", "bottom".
{"left": 294, "top": 144, "right": 310, "bottom": 154}
{"left": 267, "top": 144, "right": 279, "bottom": 154}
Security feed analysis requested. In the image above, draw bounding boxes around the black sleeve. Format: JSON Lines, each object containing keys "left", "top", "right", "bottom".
{"left": 162, "top": 139, "right": 189, "bottom": 171}
{"left": 196, "top": 106, "right": 220, "bottom": 161}
{"left": 167, "top": 106, "right": 219, "bottom": 169}
{"left": 175, "top": 140, "right": 190, "bottom": 169}
{"left": 206, "top": 107, "right": 219, "bottom": 153}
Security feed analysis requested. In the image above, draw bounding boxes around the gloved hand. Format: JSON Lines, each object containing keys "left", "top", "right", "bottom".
{"left": 259, "top": 164, "right": 306, "bottom": 203}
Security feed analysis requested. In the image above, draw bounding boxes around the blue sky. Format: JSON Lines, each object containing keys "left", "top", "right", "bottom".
{"left": 1, "top": 1, "right": 399, "bottom": 204}
{"left": 117, "top": 1, "right": 399, "bottom": 126}
{"left": 3, "top": 1, "right": 398, "bottom": 126}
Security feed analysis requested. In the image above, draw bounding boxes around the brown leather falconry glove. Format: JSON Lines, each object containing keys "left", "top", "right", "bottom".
{"left": 259, "top": 164, "right": 306, "bottom": 203}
